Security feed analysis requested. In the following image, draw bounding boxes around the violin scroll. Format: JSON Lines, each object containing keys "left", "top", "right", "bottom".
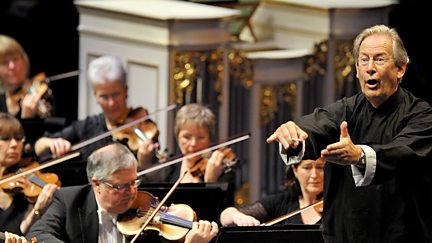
{"left": 112, "top": 107, "right": 159, "bottom": 150}
{"left": 189, "top": 147, "right": 238, "bottom": 178}
{"left": 112, "top": 107, "right": 169, "bottom": 161}
{"left": 26, "top": 72, "right": 53, "bottom": 118}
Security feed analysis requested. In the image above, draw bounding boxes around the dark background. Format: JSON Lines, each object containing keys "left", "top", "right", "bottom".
{"left": 1, "top": 0, "right": 430, "bottom": 125}
{"left": 0, "top": 0, "right": 79, "bottom": 124}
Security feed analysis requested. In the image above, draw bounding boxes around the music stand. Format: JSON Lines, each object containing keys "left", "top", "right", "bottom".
{"left": 215, "top": 224, "right": 324, "bottom": 243}
{"left": 138, "top": 182, "right": 233, "bottom": 222}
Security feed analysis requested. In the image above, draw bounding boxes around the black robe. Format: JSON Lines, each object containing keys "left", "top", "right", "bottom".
{"left": 295, "top": 87, "right": 432, "bottom": 243}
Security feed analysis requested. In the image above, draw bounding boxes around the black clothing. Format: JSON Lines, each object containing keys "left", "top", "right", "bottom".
{"left": 0, "top": 91, "right": 56, "bottom": 118}
{"left": 238, "top": 190, "right": 321, "bottom": 225}
{"left": 0, "top": 93, "right": 60, "bottom": 147}
{"left": 0, "top": 193, "right": 28, "bottom": 237}
{"left": 26, "top": 185, "right": 99, "bottom": 242}
{"left": 26, "top": 184, "right": 184, "bottom": 243}
{"left": 296, "top": 87, "right": 432, "bottom": 243}
{"left": 42, "top": 113, "right": 112, "bottom": 186}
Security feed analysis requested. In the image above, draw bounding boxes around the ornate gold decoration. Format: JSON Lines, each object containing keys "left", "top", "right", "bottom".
{"left": 234, "top": 182, "right": 251, "bottom": 206}
{"left": 305, "top": 40, "right": 328, "bottom": 81}
{"left": 172, "top": 47, "right": 253, "bottom": 106}
{"left": 228, "top": 48, "right": 254, "bottom": 88}
{"left": 334, "top": 39, "right": 355, "bottom": 99}
{"left": 259, "top": 82, "right": 297, "bottom": 126}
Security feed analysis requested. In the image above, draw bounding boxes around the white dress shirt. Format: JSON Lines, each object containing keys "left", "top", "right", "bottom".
{"left": 96, "top": 200, "right": 125, "bottom": 243}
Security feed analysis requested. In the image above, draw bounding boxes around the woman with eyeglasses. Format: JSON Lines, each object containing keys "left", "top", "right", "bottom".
{"left": 0, "top": 112, "right": 58, "bottom": 237}
{"left": 33, "top": 55, "right": 157, "bottom": 186}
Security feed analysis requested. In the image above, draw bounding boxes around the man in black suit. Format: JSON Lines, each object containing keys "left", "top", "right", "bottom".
{"left": 26, "top": 143, "right": 218, "bottom": 243}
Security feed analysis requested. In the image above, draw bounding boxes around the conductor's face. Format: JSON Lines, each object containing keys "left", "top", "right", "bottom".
{"left": 356, "top": 33, "right": 406, "bottom": 108}
{"left": 93, "top": 166, "right": 138, "bottom": 214}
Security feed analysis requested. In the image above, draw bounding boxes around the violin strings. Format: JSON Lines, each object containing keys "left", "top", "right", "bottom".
{"left": 135, "top": 208, "right": 193, "bottom": 229}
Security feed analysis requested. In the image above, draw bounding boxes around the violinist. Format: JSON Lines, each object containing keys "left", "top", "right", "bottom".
{"left": 0, "top": 113, "right": 58, "bottom": 237}
{"left": 220, "top": 157, "right": 324, "bottom": 226}
{"left": 144, "top": 103, "right": 235, "bottom": 184}
{"left": 26, "top": 143, "right": 218, "bottom": 243}
{"left": 0, "top": 35, "right": 55, "bottom": 119}
{"left": 34, "top": 55, "right": 156, "bottom": 186}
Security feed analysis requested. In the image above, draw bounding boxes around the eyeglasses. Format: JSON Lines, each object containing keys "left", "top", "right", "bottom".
{"left": 0, "top": 134, "right": 25, "bottom": 142}
{"left": 100, "top": 178, "right": 141, "bottom": 192}
{"left": 96, "top": 92, "right": 122, "bottom": 103}
{"left": 358, "top": 55, "right": 391, "bottom": 67}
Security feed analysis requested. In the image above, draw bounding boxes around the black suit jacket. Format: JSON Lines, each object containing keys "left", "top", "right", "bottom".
{"left": 26, "top": 184, "right": 99, "bottom": 242}
{"left": 26, "top": 185, "right": 173, "bottom": 243}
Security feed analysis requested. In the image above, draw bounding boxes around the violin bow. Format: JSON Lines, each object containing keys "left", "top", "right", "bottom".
{"left": 70, "top": 104, "right": 176, "bottom": 151}
{"left": 0, "top": 152, "right": 80, "bottom": 185}
{"left": 261, "top": 199, "right": 323, "bottom": 226}
{"left": 137, "top": 133, "right": 251, "bottom": 177}
{"left": 130, "top": 170, "right": 188, "bottom": 243}
{"left": 16, "top": 105, "right": 177, "bottom": 183}
{"left": 44, "top": 70, "right": 80, "bottom": 83}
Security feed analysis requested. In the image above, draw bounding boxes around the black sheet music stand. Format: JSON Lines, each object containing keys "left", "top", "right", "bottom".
{"left": 215, "top": 224, "right": 324, "bottom": 243}
{"left": 138, "top": 182, "right": 232, "bottom": 222}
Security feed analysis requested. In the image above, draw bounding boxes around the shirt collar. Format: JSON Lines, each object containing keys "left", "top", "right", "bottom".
{"left": 95, "top": 196, "right": 118, "bottom": 225}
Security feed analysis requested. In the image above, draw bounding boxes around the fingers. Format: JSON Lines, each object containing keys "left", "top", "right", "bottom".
{"left": 35, "top": 184, "right": 58, "bottom": 210}
{"left": 20, "top": 94, "right": 40, "bottom": 118}
{"left": 340, "top": 121, "right": 349, "bottom": 138}
{"left": 196, "top": 220, "right": 217, "bottom": 236}
{"left": 266, "top": 133, "right": 278, "bottom": 143}
{"left": 233, "top": 214, "right": 261, "bottom": 226}
{"left": 321, "top": 121, "right": 359, "bottom": 165}
{"left": 5, "top": 231, "right": 28, "bottom": 243}
{"left": 50, "top": 138, "right": 71, "bottom": 157}
{"left": 204, "top": 151, "right": 226, "bottom": 182}
{"left": 210, "top": 221, "right": 219, "bottom": 237}
{"left": 266, "top": 121, "right": 308, "bottom": 150}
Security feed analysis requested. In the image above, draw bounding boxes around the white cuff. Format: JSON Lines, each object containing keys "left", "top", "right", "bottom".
{"left": 351, "top": 145, "right": 376, "bottom": 186}
{"left": 279, "top": 140, "right": 305, "bottom": 166}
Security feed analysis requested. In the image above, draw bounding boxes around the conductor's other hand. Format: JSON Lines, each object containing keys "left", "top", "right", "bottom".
{"left": 321, "top": 121, "right": 363, "bottom": 165}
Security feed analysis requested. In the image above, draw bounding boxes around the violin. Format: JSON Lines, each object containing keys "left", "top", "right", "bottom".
{"left": 112, "top": 107, "right": 158, "bottom": 149}
{"left": 8, "top": 70, "right": 79, "bottom": 118}
{"left": 0, "top": 158, "right": 61, "bottom": 203}
{"left": 117, "top": 191, "right": 196, "bottom": 242}
{"left": 9, "top": 72, "right": 53, "bottom": 118}
{"left": 189, "top": 147, "right": 238, "bottom": 178}
{"left": 28, "top": 72, "right": 56, "bottom": 118}
{"left": 112, "top": 107, "right": 167, "bottom": 160}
